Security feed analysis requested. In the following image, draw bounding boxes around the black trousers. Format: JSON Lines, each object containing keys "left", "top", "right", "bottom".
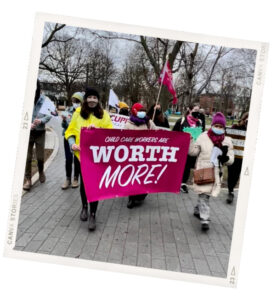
{"left": 227, "top": 158, "right": 243, "bottom": 193}
{"left": 75, "top": 158, "right": 98, "bottom": 214}
{"left": 64, "top": 137, "right": 80, "bottom": 179}
{"left": 182, "top": 155, "right": 197, "bottom": 184}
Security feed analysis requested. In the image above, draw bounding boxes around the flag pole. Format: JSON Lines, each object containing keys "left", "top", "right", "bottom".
{"left": 152, "top": 59, "right": 167, "bottom": 121}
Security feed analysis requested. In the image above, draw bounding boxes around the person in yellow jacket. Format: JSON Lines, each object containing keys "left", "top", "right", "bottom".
{"left": 65, "top": 87, "right": 113, "bottom": 231}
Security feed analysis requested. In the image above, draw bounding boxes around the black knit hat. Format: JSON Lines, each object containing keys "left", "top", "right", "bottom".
{"left": 84, "top": 87, "right": 100, "bottom": 100}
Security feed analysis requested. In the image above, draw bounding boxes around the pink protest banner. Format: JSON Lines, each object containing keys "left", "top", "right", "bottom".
{"left": 80, "top": 128, "right": 191, "bottom": 202}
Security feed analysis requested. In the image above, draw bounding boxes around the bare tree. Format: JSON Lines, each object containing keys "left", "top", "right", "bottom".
{"left": 40, "top": 35, "right": 87, "bottom": 102}
{"left": 42, "top": 23, "right": 74, "bottom": 48}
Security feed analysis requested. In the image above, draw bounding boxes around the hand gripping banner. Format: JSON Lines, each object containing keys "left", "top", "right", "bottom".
{"left": 80, "top": 128, "right": 191, "bottom": 202}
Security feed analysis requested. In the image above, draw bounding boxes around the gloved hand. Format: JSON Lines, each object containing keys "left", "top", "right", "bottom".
{"left": 218, "top": 155, "right": 229, "bottom": 164}
{"left": 221, "top": 145, "right": 228, "bottom": 156}
{"left": 218, "top": 145, "right": 229, "bottom": 164}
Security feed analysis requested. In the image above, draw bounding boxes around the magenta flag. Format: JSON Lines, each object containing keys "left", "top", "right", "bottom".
{"left": 80, "top": 128, "right": 190, "bottom": 202}
{"left": 159, "top": 61, "right": 178, "bottom": 105}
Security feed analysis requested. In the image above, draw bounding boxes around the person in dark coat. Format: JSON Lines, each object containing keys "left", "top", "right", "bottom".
{"left": 173, "top": 103, "right": 202, "bottom": 193}
{"left": 147, "top": 103, "right": 170, "bottom": 129}
{"left": 226, "top": 112, "right": 248, "bottom": 204}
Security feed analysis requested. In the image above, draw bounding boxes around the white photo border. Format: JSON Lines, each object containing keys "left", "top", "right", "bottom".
{"left": 3, "top": 12, "right": 269, "bottom": 288}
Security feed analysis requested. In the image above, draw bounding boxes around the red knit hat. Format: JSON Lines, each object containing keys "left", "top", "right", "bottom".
{"left": 131, "top": 103, "right": 144, "bottom": 116}
{"left": 212, "top": 112, "right": 226, "bottom": 127}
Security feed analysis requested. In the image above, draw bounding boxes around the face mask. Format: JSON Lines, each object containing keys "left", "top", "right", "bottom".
{"left": 137, "top": 111, "right": 146, "bottom": 119}
{"left": 73, "top": 103, "right": 80, "bottom": 109}
{"left": 212, "top": 127, "right": 225, "bottom": 135}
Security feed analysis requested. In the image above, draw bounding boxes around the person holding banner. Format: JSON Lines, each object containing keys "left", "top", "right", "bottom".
{"left": 124, "top": 102, "right": 157, "bottom": 208}
{"left": 173, "top": 104, "right": 202, "bottom": 193}
{"left": 189, "top": 112, "right": 234, "bottom": 231}
{"left": 61, "top": 92, "right": 84, "bottom": 190}
{"left": 23, "top": 80, "right": 52, "bottom": 191}
{"left": 147, "top": 103, "right": 170, "bottom": 129}
{"left": 226, "top": 112, "right": 248, "bottom": 204}
{"left": 65, "top": 87, "right": 113, "bottom": 231}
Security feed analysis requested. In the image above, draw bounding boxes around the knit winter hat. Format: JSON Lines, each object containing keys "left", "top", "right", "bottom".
{"left": 212, "top": 112, "right": 226, "bottom": 127}
{"left": 131, "top": 103, "right": 144, "bottom": 116}
{"left": 84, "top": 87, "right": 100, "bottom": 100}
{"left": 119, "top": 101, "right": 129, "bottom": 109}
{"left": 72, "top": 92, "right": 84, "bottom": 102}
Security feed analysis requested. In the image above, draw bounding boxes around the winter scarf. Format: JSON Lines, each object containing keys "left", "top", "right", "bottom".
{"left": 186, "top": 115, "right": 199, "bottom": 127}
{"left": 130, "top": 114, "right": 149, "bottom": 126}
{"left": 207, "top": 128, "right": 225, "bottom": 148}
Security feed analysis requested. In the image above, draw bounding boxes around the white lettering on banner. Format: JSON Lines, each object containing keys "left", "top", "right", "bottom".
{"left": 99, "top": 164, "right": 169, "bottom": 189}
{"left": 129, "top": 146, "right": 146, "bottom": 162}
{"left": 145, "top": 146, "right": 161, "bottom": 161}
{"left": 144, "top": 164, "right": 163, "bottom": 184}
{"left": 105, "top": 136, "right": 120, "bottom": 143}
{"left": 118, "top": 165, "right": 135, "bottom": 186}
{"left": 90, "top": 146, "right": 115, "bottom": 163}
{"left": 131, "top": 164, "right": 149, "bottom": 184}
{"left": 99, "top": 165, "right": 121, "bottom": 188}
{"left": 90, "top": 145, "right": 180, "bottom": 163}
{"left": 114, "top": 145, "right": 129, "bottom": 162}
{"left": 159, "top": 147, "right": 179, "bottom": 162}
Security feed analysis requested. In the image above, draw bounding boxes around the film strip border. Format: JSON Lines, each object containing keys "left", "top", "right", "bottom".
{"left": 226, "top": 128, "right": 246, "bottom": 159}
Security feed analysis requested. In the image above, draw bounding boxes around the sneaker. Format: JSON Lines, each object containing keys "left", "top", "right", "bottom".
{"left": 71, "top": 178, "right": 79, "bottom": 188}
{"left": 80, "top": 207, "right": 88, "bottom": 221}
{"left": 39, "top": 172, "right": 46, "bottom": 183}
{"left": 180, "top": 183, "right": 188, "bottom": 193}
{"left": 88, "top": 214, "right": 96, "bottom": 231}
{"left": 61, "top": 179, "right": 71, "bottom": 190}
{"left": 23, "top": 179, "right": 32, "bottom": 191}
{"left": 226, "top": 192, "right": 234, "bottom": 204}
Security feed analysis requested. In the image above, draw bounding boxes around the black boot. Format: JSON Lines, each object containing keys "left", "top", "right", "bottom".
{"left": 127, "top": 198, "right": 135, "bottom": 209}
{"left": 226, "top": 192, "right": 234, "bottom": 204}
{"left": 88, "top": 213, "right": 96, "bottom": 231}
{"left": 80, "top": 206, "right": 88, "bottom": 221}
{"left": 201, "top": 223, "right": 210, "bottom": 231}
{"left": 180, "top": 183, "right": 188, "bottom": 193}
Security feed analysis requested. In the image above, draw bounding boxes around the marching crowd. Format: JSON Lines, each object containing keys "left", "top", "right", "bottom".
{"left": 23, "top": 81, "right": 248, "bottom": 232}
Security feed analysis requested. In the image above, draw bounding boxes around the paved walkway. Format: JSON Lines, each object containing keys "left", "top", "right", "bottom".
{"left": 14, "top": 117, "right": 237, "bottom": 278}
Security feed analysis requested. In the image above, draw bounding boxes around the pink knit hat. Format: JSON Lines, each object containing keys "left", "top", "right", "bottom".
{"left": 212, "top": 112, "right": 226, "bottom": 127}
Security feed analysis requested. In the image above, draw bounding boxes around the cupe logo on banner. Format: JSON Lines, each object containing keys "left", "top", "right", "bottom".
{"left": 80, "top": 128, "right": 191, "bottom": 202}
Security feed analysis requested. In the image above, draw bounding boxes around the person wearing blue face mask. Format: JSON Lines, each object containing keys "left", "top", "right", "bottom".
{"left": 188, "top": 112, "right": 234, "bottom": 231}
{"left": 124, "top": 102, "right": 157, "bottom": 208}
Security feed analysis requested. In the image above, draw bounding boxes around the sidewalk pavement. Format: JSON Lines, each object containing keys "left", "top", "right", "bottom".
{"left": 14, "top": 117, "right": 237, "bottom": 278}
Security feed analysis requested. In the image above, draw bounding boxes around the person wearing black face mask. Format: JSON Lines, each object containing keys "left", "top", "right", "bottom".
{"left": 173, "top": 104, "right": 202, "bottom": 193}
{"left": 147, "top": 103, "right": 170, "bottom": 128}
{"left": 23, "top": 80, "right": 52, "bottom": 191}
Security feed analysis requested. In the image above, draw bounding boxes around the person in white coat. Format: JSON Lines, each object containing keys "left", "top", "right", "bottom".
{"left": 189, "top": 112, "right": 234, "bottom": 231}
